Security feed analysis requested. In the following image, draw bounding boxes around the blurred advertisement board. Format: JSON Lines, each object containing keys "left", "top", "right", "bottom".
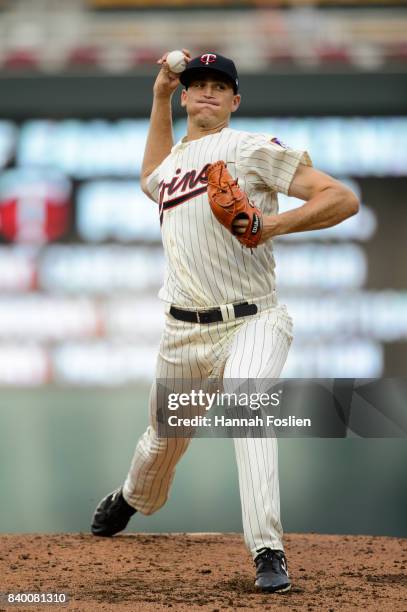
{"left": 0, "top": 117, "right": 406, "bottom": 384}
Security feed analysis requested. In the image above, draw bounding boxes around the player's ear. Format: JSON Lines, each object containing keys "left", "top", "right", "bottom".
{"left": 231, "top": 94, "right": 241, "bottom": 113}
{"left": 181, "top": 88, "right": 187, "bottom": 107}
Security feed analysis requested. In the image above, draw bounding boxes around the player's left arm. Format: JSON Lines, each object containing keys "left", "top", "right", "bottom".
{"left": 260, "top": 164, "right": 360, "bottom": 242}
{"left": 232, "top": 164, "right": 359, "bottom": 242}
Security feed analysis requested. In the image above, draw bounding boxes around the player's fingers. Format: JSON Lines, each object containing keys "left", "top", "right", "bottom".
{"left": 157, "top": 51, "right": 169, "bottom": 65}
{"left": 182, "top": 48, "right": 192, "bottom": 61}
{"left": 158, "top": 60, "right": 173, "bottom": 77}
{"left": 232, "top": 219, "right": 249, "bottom": 234}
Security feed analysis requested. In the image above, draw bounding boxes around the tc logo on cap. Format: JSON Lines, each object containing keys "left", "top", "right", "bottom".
{"left": 200, "top": 53, "right": 217, "bottom": 65}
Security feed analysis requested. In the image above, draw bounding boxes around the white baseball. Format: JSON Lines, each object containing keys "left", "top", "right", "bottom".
{"left": 166, "top": 50, "right": 187, "bottom": 74}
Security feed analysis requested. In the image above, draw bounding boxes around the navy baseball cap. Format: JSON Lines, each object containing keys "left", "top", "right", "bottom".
{"left": 180, "top": 52, "right": 239, "bottom": 94}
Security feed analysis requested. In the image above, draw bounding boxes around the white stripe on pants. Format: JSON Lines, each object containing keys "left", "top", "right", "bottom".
{"left": 123, "top": 302, "right": 293, "bottom": 558}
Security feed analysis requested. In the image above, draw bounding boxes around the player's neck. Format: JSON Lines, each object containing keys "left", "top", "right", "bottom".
{"left": 184, "top": 120, "right": 228, "bottom": 142}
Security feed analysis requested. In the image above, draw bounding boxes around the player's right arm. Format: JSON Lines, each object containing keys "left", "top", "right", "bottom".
{"left": 141, "top": 49, "right": 190, "bottom": 200}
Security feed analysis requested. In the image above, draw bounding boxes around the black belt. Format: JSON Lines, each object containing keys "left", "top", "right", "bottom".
{"left": 169, "top": 301, "right": 258, "bottom": 324}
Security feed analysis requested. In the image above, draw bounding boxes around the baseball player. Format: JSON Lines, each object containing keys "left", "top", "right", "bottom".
{"left": 91, "top": 50, "right": 359, "bottom": 593}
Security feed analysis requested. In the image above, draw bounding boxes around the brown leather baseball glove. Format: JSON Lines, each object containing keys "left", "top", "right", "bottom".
{"left": 207, "top": 161, "right": 263, "bottom": 248}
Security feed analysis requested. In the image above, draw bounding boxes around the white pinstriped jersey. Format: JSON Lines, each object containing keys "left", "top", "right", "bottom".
{"left": 146, "top": 127, "right": 312, "bottom": 308}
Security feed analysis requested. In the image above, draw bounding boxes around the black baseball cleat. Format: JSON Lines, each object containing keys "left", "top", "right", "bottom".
{"left": 91, "top": 488, "right": 137, "bottom": 537}
{"left": 254, "top": 548, "right": 291, "bottom": 593}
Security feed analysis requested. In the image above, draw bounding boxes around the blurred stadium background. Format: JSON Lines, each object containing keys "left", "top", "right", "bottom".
{"left": 0, "top": 0, "right": 406, "bottom": 537}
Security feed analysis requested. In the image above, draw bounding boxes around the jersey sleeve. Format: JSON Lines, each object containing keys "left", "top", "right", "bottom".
{"left": 238, "top": 132, "right": 312, "bottom": 195}
{"left": 143, "top": 165, "right": 162, "bottom": 203}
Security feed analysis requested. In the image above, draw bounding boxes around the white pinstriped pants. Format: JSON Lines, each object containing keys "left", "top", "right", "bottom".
{"left": 123, "top": 297, "right": 293, "bottom": 558}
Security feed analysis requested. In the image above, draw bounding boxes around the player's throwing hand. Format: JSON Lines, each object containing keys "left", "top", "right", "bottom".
{"left": 154, "top": 49, "right": 191, "bottom": 98}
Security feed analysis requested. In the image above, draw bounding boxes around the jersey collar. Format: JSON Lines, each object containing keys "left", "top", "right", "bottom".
{"left": 171, "top": 127, "right": 230, "bottom": 153}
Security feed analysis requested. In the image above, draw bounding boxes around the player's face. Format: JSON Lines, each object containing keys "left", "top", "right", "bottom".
{"left": 181, "top": 75, "right": 241, "bottom": 128}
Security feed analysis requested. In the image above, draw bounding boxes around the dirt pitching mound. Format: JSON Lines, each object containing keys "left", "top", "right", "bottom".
{"left": 0, "top": 532, "right": 406, "bottom": 611}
